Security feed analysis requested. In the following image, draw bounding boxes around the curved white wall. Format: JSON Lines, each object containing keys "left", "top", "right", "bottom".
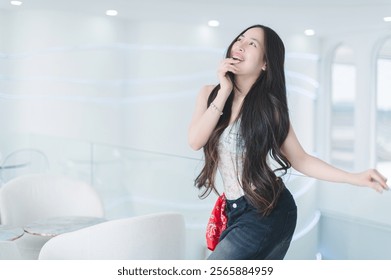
{"left": 316, "top": 30, "right": 391, "bottom": 259}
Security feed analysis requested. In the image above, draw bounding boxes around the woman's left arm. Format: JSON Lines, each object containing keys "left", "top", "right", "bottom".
{"left": 281, "top": 124, "right": 389, "bottom": 193}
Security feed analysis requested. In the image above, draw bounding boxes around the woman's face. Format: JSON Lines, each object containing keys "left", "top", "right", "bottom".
{"left": 230, "top": 27, "right": 267, "bottom": 78}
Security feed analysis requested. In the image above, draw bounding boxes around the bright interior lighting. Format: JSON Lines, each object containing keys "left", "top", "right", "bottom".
{"left": 304, "top": 29, "right": 316, "bottom": 36}
{"left": 384, "top": 17, "right": 391, "bottom": 22}
{"left": 208, "top": 20, "right": 220, "bottom": 27}
{"left": 106, "top": 10, "right": 118, "bottom": 16}
{"left": 10, "top": 1, "right": 23, "bottom": 5}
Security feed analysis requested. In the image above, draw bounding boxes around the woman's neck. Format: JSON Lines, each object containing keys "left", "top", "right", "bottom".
{"left": 231, "top": 76, "right": 255, "bottom": 122}
{"left": 234, "top": 75, "right": 257, "bottom": 100}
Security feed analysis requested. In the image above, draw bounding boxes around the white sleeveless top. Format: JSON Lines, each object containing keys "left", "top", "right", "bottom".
{"left": 217, "top": 120, "right": 245, "bottom": 200}
{"left": 217, "top": 120, "right": 282, "bottom": 200}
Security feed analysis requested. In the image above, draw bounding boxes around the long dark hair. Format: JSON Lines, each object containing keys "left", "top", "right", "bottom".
{"left": 195, "top": 24, "right": 291, "bottom": 216}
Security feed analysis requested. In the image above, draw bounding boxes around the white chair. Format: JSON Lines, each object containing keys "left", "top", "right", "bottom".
{"left": 0, "top": 173, "right": 104, "bottom": 259}
{"left": 39, "top": 212, "right": 186, "bottom": 260}
{"left": 0, "top": 148, "right": 50, "bottom": 184}
{"left": 0, "top": 173, "right": 104, "bottom": 226}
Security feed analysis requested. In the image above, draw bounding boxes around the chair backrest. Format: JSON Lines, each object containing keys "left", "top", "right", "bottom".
{"left": 0, "top": 148, "right": 50, "bottom": 184}
{"left": 0, "top": 173, "right": 104, "bottom": 227}
{"left": 38, "top": 212, "right": 186, "bottom": 260}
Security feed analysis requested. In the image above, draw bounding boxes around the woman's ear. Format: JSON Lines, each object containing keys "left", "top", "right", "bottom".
{"left": 262, "top": 63, "right": 267, "bottom": 71}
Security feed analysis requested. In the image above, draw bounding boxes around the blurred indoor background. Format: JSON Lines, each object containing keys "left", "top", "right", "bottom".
{"left": 0, "top": 0, "right": 390, "bottom": 259}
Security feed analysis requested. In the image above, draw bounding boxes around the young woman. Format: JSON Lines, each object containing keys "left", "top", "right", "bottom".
{"left": 188, "top": 24, "right": 388, "bottom": 260}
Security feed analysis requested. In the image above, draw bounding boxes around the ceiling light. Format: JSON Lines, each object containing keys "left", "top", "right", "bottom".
{"left": 106, "top": 10, "right": 118, "bottom": 16}
{"left": 384, "top": 17, "right": 391, "bottom": 22}
{"left": 304, "top": 29, "right": 316, "bottom": 36}
{"left": 10, "top": 1, "right": 23, "bottom": 5}
{"left": 208, "top": 20, "right": 220, "bottom": 27}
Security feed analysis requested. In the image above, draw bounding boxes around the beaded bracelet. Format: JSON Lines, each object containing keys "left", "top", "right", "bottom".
{"left": 210, "top": 102, "right": 223, "bottom": 115}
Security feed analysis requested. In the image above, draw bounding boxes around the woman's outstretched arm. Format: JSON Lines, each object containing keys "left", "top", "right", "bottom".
{"left": 281, "top": 123, "right": 389, "bottom": 193}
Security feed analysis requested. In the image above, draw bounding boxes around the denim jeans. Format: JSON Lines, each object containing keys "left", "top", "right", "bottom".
{"left": 207, "top": 185, "right": 297, "bottom": 260}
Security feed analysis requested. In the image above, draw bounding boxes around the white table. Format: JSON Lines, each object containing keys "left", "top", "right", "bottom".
{"left": 0, "top": 225, "right": 24, "bottom": 241}
{"left": 24, "top": 216, "right": 106, "bottom": 237}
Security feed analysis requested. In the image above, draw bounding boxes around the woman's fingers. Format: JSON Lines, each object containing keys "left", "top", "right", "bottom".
{"left": 217, "top": 58, "right": 240, "bottom": 93}
{"left": 367, "top": 169, "right": 389, "bottom": 192}
{"left": 220, "top": 58, "right": 241, "bottom": 72}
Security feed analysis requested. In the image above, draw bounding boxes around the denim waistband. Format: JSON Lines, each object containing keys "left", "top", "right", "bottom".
{"left": 224, "top": 186, "right": 296, "bottom": 226}
{"left": 225, "top": 195, "right": 251, "bottom": 212}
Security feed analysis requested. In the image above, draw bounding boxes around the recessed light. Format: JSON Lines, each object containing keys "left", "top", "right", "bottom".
{"left": 208, "top": 20, "right": 220, "bottom": 27}
{"left": 304, "top": 29, "right": 316, "bottom": 36}
{"left": 10, "top": 1, "right": 23, "bottom": 6}
{"left": 106, "top": 10, "right": 118, "bottom": 16}
{"left": 384, "top": 16, "right": 391, "bottom": 22}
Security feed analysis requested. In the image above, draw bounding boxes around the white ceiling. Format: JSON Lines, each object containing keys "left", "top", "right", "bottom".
{"left": 1, "top": 0, "right": 391, "bottom": 38}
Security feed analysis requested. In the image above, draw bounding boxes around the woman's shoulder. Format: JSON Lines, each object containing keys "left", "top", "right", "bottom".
{"left": 202, "top": 84, "right": 216, "bottom": 91}
{"left": 198, "top": 84, "right": 216, "bottom": 99}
